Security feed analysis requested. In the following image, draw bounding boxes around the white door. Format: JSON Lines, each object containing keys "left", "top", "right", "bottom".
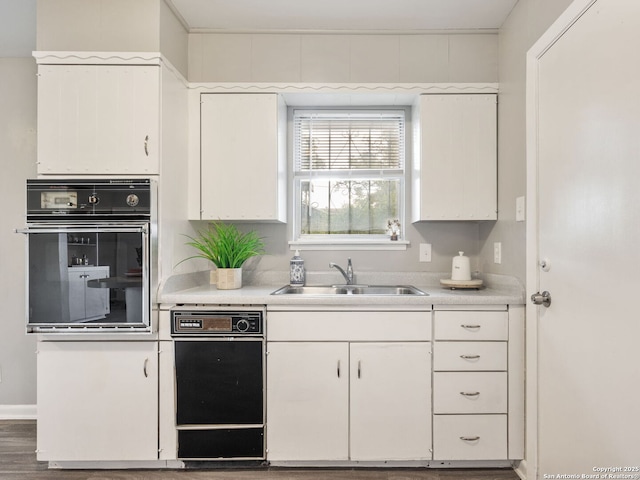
{"left": 350, "top": 342, "right": 431, "bottom": 461}
{"left": 37, "top": 341, "right": 158, "bottom": 462}
{"left": 266, "top": 342, "right": 349, "bottom": 461}
{"left": 527, "top": 0, "right": 640, "bottom": 475}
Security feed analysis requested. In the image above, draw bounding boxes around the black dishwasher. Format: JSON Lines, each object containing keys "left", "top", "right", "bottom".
{"left": 171, "top": 309, "right": 265, "bottom": 461}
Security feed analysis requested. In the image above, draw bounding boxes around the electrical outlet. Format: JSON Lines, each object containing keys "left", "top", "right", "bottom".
{"left": 494, "top": 242, "right": 502, "bottom": 264}
{"left": 419, "top": 243, "right": 432, "bottom": 262}
{"left": 516, "top": 196, "right": 525, "bottom": 222}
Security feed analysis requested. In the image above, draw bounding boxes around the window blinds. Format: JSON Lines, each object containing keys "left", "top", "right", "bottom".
{"left": 294, "top": 111, "right": 405, "bottom": 172}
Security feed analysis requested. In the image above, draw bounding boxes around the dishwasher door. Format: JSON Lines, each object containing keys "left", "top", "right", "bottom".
{"left": 174, "top": 338, "right": 265, "bottom": 460}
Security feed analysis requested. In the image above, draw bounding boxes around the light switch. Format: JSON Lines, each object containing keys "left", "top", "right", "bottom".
{"left": 419, "top": 243, "right": 432, "bottom": 262}
{"left": 494, "top": 242, "right": 502, "bottom": 264}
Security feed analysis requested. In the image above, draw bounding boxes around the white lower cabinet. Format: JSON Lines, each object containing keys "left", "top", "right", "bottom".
{"left": 266, "top": 309, "right": 432, "bottom": 463}
{"left": 36, "top": 341, "right": 158, "bottom": 462}
{"left": 349, "top": 342, "right": 431, "bottom": 461}
{"left": 266, "top": 342, "right": 349, "bottom": 461}
{"left": 432, "top": 308, "right": 518, "bottom": 462}
{"left": 266, "top": 306, "right": 524, "bottom": 464}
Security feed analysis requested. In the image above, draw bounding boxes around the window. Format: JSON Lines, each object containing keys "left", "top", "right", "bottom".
{"left": 292, "top": 109, "right": 406, "bottom": 248}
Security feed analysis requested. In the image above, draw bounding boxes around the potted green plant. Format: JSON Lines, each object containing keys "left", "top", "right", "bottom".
{"left": 182, "top": 221, "right": 265, "bottom": 289}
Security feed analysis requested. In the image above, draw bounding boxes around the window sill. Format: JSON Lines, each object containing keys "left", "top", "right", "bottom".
{"left": 289, "top": 239, "right": 409, "bottom": 251}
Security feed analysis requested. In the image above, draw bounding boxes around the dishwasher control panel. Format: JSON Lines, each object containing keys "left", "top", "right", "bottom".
{"left": 171, "top": 310, "right": 263, "bottom": 336}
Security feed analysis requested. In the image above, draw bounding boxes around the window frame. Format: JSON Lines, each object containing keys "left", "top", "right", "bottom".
{"left": 289, "top": 107, "right": 410, "bottom": 251}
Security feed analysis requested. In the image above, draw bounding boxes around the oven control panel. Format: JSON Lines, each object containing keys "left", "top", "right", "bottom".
{"left": 171, "top": 310, "right": 263, "bottom": 336}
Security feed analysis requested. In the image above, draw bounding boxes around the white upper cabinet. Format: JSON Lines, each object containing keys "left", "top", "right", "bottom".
{"left": 37, "top": 64, "right": 160, "bottom": 175}
{"left": 197, "top": 93, "right": 286, "bottom": 222}
{"left": 412, "top": 94, "right": 497, "bottom": 221}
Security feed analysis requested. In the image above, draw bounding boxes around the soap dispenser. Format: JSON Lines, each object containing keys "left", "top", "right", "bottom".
{"left": 290, "top": 250, "right": 305, "bottom": 286}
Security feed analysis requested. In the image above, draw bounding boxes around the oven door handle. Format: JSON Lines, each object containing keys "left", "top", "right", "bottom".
{"left": 16, "top": 225, "right": 148, "bottom": 234}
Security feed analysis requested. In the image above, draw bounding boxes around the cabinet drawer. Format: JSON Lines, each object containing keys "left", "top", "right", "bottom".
{"left": 433, "top": 342, "right": 507, "bottom": 371}
{"left": 433, "top": 414, "right": 507, "bottom": 460}
{"left": 433, "top": 372, "right": 507, "bottom": 413}
{"left": 434, "top": 311, "right": 508, "bottom": 340}
{"left": 267, "top": 311, "right": 431, "bottom": 341}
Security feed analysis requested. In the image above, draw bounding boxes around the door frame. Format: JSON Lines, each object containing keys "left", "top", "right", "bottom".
{"left": 524, "top": 0, "right": 599, "bottom": 478}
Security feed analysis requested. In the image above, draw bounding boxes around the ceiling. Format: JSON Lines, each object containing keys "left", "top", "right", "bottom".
{"left": 169, "top": 0, "right": 519, "bottom": 32}
{"left": 0, "top": 0, "right": 518, "bottom": 57}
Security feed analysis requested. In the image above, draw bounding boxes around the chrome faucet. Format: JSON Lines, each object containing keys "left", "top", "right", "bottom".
{"left": 329, "top": 258, "right": 354, "bottom": 285}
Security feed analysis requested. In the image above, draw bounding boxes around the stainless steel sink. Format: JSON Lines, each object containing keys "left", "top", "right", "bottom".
{"left": 270, "top": 285, "right": 428, "bottom": 296}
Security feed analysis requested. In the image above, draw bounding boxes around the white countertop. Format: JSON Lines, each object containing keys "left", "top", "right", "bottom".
{"left": 158, "top": 271, "right": 525, "bottom": 307}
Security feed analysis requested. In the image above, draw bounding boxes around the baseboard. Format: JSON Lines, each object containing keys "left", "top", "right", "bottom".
{"left": 515, "top": 459, "right": 528, "bottom": 480}
{"left": 0, "top": 404, "right": 37, "bottom": 420}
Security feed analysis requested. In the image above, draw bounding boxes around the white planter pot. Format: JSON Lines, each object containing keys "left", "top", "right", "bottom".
{"left": 214, "top": 267, "right": 242, "bottom": 290}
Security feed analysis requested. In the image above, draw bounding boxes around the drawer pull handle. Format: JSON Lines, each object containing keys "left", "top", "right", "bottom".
{"left": 460, "top": 436, "right": 480, "bottom": 442}
{"left": 461, "top": 324, "right": 481, "bottom": 329}
{"left": 460, "top": 391, "right": 480, "bottom": 397}
{"left": 460, "top": 354, "right": 481, "bottom": 360}
{"left": 337, "top": 360, "right": 341, "bottom": 378}
{"left": 144, "top": 135, "right": 149, "bottom": 156}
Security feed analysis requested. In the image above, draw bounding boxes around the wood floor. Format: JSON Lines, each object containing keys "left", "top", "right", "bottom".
{"left": 0, "top": 421, "right": 520, "bottom": 480}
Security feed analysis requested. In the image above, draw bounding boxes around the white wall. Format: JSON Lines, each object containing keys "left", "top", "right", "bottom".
{"left": 0, "top": 58, "right": 38, "bottom": 409}
{"left": 36, "top": 0, "right": 189, "bottom": 79}
{"left": 481, "top": 0, "right": 576, "bottom": 286}
{"left": 36, "top": 0, "right": 161, "bottom": 52}
{"left": 188, "top": 31, "right": 498, "bottom": 274}
{"left": 159, "top": 0, "right": 188, "bottom": 77}
{"left": 189, "top": 32, "right": 498, "bottom": 83}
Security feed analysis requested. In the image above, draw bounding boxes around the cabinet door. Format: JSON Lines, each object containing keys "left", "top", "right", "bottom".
{"left": 68, "top": 267, "right": 109, "bottom": 322}
{"left": 37, "top": 341, "right": 158, "bottom": 461}
{"left": 266, "top": 342, "right": 349, "bottom": 461}
{"left": 37, "top": 65, "right": 159, "bottom": 174}
{"left": 200, "top": 93, "right": 285, "bottom": 221}
{"left": 83, "top": 267, "right": 110, "bottom": 321}
{"left": 414, "top": 94, "right": 497, "bottom": 221}
{"left": 350, "top": 342, "right": 432, "bottom": 461}
{"left": 67, "top": 269, "right": 86, "bottom": 322}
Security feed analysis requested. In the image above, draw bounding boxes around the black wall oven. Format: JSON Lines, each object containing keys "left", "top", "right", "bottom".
{"left": 19, "top": 179, "right": 155, "bottom": 333}
{"left": 171, "top": 308, "right": 265, "bottom": 461}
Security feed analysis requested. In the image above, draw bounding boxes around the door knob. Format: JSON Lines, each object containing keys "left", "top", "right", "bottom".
{"left": 531, "top": 291, "right": 552, "bottom": 307}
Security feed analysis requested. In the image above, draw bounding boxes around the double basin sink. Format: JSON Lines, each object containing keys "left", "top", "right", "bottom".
{"left": 271, "top": 284, "right": 428, "bottom": 296}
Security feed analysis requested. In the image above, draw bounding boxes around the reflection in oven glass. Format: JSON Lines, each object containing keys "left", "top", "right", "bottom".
{"left": 28, "top": 230, "right": 145, "bottom": 327}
